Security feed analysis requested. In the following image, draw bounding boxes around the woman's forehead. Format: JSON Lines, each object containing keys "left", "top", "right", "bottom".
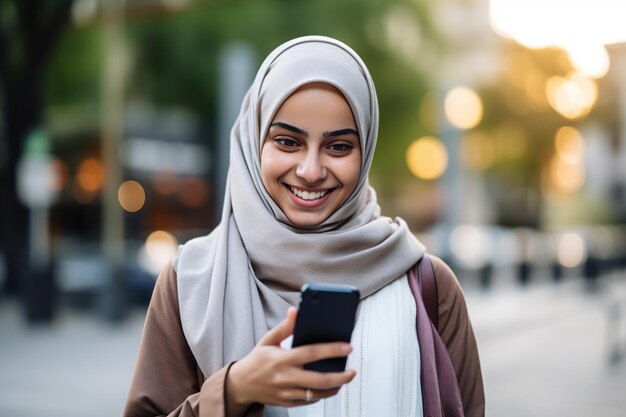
{"left": 292, "top": 81, "right": 343, "bottom": 95}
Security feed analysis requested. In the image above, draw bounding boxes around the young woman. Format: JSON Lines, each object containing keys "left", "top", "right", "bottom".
{"left": 124, "top": 36, "right": 484, "bottom": 417}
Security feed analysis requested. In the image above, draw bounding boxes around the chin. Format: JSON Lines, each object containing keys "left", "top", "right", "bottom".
{"left": 287, "top": 213, "right": 328, "bottom": 228}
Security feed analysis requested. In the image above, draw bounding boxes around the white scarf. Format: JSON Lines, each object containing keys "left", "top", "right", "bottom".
{"left": 173, "top": 37, "right": 425, "bottom": 415}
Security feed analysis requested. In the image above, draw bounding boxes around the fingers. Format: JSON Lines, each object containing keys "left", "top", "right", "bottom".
{"left": 259, "top": 307, "right": 298, "bottom": 346}
{"left": 289, "top": 341, "right": 353, "bottom": 366}
{"left": 272, "top": 386, "right": 342, "bottom": 407}
{"left": 231, "top": 308, "right": 358, "bottom": 409}
{"left": 304, "top": 387, "right": 342, "bottom": 401}
{"left": 288, "top": 368, "right": 357, "bottom": 391}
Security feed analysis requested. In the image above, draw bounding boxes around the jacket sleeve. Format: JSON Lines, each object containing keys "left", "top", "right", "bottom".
{"left": 430, "top": 256, "right": 485, "bottom": 417}
{"left": 122, "top": 263, "right": 262, "bottom": 417}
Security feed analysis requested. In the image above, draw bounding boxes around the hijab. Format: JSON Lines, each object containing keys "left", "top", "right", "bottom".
{"left": 173, "top": 35, "right": 425, "bottom": 384}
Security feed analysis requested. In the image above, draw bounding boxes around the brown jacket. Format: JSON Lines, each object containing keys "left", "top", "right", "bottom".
{"left": 123, "top": 257, "right": 485, "bottom": 417}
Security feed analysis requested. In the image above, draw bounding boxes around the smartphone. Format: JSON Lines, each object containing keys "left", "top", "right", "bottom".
{"left": 291, "top": 282, "right": 360, "bottom": 372}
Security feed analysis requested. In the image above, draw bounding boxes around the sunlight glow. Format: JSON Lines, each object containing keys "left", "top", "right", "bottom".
{"left": 565, "top": 43, "right": 610, "bottom": 79}
{"left": 490, "top": 1, "right": 625, "bottom": 78}
{"left": 490, "top": 1, "right": 626, "bottom": 48}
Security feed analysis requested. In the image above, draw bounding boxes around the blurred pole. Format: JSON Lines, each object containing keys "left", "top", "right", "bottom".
{"left": 215, "top": 43, "right": 254, "bottom": 220}
{"left": 439, "top": 89, "right": 462, "bottom": 228}
{"left": 438, "top": 87, "right": 462, "bottom": 271}
{"left": 100, "top": 0, "right": 129, "bottom": 322}
{"left": 615, "top": 48, "right": 626, "bottom": 220}
{"left": 16, "top": 129, "right": 59, "bottom": 323}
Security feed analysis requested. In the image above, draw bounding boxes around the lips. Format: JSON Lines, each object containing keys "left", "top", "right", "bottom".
{"left": 285, "top": 184, "right": 335, "bottom": 207}
{"left": 289, "top": 186, "right": 329, "bottom": 201}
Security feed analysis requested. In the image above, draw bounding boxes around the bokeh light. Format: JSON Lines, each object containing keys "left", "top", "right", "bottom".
{"left": 444, "top": 87, "right": 483, "bottom": 129}
{"left": 406, "top": 136, "right": 448, "bottom": 180}
{"left": 118, "top": 180, "right": 146, "bottom": 213}
{"left": 449, "top": 225, "right": 491, "bottom": 268}
{"left": 138, "top": 230, "right": 179, "bottom": 276}
{"left": 549, "top": 155, "right": 585, "bottom": 194}
{"left": 557, "top": 232, "right": 586, "bottom": 268}
{"left": 554, "top": 126, "right": 584, "bottom": 163}
{"left": 546, "top": 72, "right": 597, "bottom": 119}
{"left": 152, "top": 170, "right": 179, "bottom": 196}
{"left": 178, "top": 177, "right": 210, "bottom": 208}
{"left": 76, "top": 158, "right": 104, "bottom": 193}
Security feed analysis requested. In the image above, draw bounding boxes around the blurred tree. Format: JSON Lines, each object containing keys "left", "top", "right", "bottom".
{"left": 476, "top": 42, "right": 598, "bottom": 228}
{"left": 0, "top": 0, "right": 443, "bottom": 298}
{"left": 0, "top": 0, "right": 74, "bottom": 294}
{"left": 124, "top": 0, "right": 442, "bottom": 208}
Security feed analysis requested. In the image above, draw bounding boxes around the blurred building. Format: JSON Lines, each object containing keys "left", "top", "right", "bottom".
{"left": 46, "top": 102, "right": 215, "bottom": 308}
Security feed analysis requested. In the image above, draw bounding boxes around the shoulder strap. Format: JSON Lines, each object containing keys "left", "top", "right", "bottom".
{"left": 416, "top": 254, "right": 439, "bottom": 330}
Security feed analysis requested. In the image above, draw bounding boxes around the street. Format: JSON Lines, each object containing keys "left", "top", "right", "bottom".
{"left": 468, "top": 272, "right": 626, "bottom": 417}
{"left": 1, "top": 271, "right": 625, "bottom": 416}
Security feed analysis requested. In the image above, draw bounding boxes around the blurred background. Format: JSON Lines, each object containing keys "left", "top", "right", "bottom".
{"left": 1, "top": 0, "right": 625, "bottom": 416}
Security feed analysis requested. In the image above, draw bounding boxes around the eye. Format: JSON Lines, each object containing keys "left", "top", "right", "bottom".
{"left": 274, "top": 137, "right": 300, "bottom": 149}
{"left": 327, "top": 142, "right": 354, "bottom": 153}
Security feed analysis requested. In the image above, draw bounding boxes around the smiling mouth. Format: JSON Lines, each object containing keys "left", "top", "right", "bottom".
{"left": 288, "top": 186, "right": 331, "bottom": 201}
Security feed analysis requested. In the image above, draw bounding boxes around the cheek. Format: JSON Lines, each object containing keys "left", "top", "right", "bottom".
{"left": 260, "top": 146, "right": 287, "bottom": 187}
{"left": 334, "top": 153, "right": 361, "bottom": 191}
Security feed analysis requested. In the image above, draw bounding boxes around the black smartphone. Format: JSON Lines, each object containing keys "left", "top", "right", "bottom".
{"left": 291, "top": 282, "right": 360, "bottom": 372}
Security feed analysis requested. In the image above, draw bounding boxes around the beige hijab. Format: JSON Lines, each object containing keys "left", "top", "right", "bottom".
{"left": 173, "top": 36, "right": 425, "bottom": 386}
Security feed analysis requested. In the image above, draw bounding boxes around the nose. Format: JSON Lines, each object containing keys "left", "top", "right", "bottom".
{"left": 296, "top": 150, "right": 327, "bottom": 184}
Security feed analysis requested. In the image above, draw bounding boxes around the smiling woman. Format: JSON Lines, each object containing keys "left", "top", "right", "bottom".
{"left": 123, "top": 36, "right": 484, "bottom": 417}
{"left": 261, "top": 83, "right": 361, "bottom": 227}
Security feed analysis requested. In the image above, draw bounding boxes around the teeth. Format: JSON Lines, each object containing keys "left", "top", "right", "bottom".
{"left": 290, "top": 187, "right": 328, "bottom": 201}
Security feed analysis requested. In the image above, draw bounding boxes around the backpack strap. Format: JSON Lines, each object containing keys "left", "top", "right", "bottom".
{"left": 415, "top": 254, "right": 439, "bottom": 330}
{"left": 408, "top": 254, "right": 465, "bottom": 416}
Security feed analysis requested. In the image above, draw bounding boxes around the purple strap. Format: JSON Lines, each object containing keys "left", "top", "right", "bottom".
{"left": 408, "top": 259, "right": 464, "bottom": 417}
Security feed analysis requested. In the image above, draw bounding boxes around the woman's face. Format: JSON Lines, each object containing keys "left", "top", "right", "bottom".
{"left": 261, "top": 83, "right": 361, "bottom": 227}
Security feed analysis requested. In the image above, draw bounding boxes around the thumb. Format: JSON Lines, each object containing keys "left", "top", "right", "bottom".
{"left": 259, "top": 307, "right": 297, "bottom": 346}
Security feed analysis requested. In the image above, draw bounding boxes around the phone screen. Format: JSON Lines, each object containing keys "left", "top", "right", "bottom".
{"left": 291, "top": 283, "right": 360, "bottom": 372}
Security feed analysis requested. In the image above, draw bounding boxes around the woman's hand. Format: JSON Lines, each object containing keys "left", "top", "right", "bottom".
{"left": 226, "top": 307, "right": 356, "bottom": 409}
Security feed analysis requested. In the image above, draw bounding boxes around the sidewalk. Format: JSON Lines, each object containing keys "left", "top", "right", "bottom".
{"left": 466, "top": 273, "right": 626, "bottom": 417}
{"left": 1, "top": 272, "right": 626, "bottom": 416}
{"left": 0, "top": 301, "right": 145, "bottom": 417}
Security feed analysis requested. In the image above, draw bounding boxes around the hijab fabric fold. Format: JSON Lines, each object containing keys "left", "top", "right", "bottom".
{"left": 173, "top": 36, "right": 426, "bottom": 396}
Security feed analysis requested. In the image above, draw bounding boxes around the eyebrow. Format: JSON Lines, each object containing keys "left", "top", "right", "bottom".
{"left": 270, "top": 122, "right": 359, "bottom": 139}
{"left": 270, "top": 122, "right": 307, "bottom": 136}
{"left": 323, "top": 128, "right": 359, "bottom": 138}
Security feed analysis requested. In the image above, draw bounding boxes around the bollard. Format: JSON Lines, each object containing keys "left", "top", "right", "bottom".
{"left": 607, "top": 300, "right": 625, "bottom": 364}
{"left": 517, "top": 261, "right": 531, "bottom": 285}
{"left": 551, "top": 262, "right": 563, "bottom": 282}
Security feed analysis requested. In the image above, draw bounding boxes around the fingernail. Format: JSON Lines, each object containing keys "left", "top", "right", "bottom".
{"left": 341, "top": 343, "right": 352, "bottom": 353}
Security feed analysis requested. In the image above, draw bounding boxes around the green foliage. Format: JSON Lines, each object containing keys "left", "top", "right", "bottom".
{"left": 123, "top": 0, "right": 437, "bottom": 187}
{"left": 44, "top": 26, "right": 103, "bottom": 106}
